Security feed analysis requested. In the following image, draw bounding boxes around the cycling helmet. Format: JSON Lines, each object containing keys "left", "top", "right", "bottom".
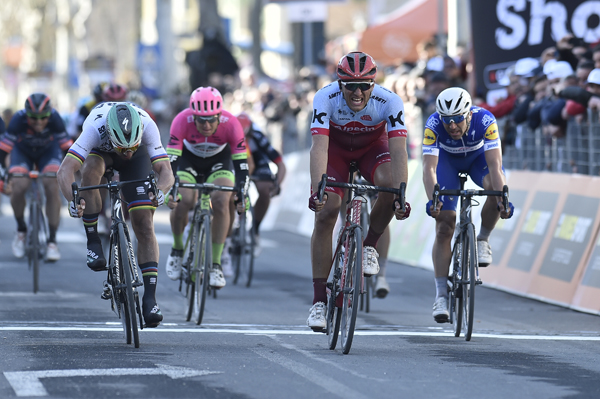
{"left": 236, "top": 112, "right": 252, "bottom": 133}
{"left": 189, "top": 86, "right": 222, "bottom": 116}
{"left": 25, "top": 93, "right": 52, "bottom": 117}
{"left": 102, "top": 83, "right": 128, "bottom": 102}
{"left": 126, "top": 90, "right": 148, "bottom": 108}
{"left": 336, "top": 52, "right": 377, "bottom": 81}
{"left": 106, "top": 103, "right": 143, "bottom": 149}
{"left": 435, "top": 87, "right": 472, "bottom": 116}
{"left": 92, "top": 82, "right": 108, "bottom": 102}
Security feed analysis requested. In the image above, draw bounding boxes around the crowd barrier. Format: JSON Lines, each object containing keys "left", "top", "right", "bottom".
{"left": 261, "top": 150, "right": 600, "bottom": 316}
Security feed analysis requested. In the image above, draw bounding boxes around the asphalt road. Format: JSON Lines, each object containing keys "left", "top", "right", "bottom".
{"left": 0, "top": 203, "right": 599, "bottom": 399}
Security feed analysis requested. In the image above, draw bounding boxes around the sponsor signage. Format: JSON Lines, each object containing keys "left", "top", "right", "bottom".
{"left": 581, "top": 235, "right": 600, "bottom": 289}
{"left": 490, "top": 189, "right": 526, "bottom": 263}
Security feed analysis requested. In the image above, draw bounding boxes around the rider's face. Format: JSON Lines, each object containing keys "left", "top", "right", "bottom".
{"left": 339, "top": 80, "right": 374, "bottom": 113}
{"left": 442, "top": 112, "right": 471, "bottom": 140}
{"left": 194, "top": 114, "right": 221, "bottom": 137}
{"left": 27, "top": 115, "right": 50, "bottom": 133}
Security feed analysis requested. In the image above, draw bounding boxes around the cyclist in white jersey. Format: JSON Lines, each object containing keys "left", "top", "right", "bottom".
{"left": 306, "top": 51, "right": 411, "bottom": 331}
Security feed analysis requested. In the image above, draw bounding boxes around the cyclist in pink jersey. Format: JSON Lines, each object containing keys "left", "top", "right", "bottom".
{"left": 306, "top": 52, "right": 411, "bottom": 331}
{"left": 165, "top": 86, "right": 249, "bottom": 289}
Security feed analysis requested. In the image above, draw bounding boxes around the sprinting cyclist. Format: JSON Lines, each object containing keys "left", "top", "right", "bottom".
{"left": 0, "top": 93, "right": 73, "bottom": 262}
{"left": 307, "top": 51, "right": 411, "bottom": 331}
{"left": 422, "top": 87, "right": 514, "bottom": 323}
{"left": 236, "top": 112, "right": 286, "bottom": 255}
{"left": 57, "top": 102, "right": 174, "bottom": 328}
{"left": 165, "top": 86, "right": 249, "bottom": 289}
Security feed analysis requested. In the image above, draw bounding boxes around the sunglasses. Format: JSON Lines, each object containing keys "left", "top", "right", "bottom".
{"left": 114, "top": 144, "right": 140, "bottom": 154}
{"left": 194, "top": 115, "right": 220, "bottom": 124}
{"left": 341, "top": 81, "right": 374, "bottom": 92}
{"left": 27, "top": 113, "right": 50, "bottom": 120}
{"left": 440, "top": 114, "right": 467, "bottom": 125}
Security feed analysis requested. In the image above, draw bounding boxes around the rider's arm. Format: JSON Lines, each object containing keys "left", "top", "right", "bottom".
{"left": 166, "top": 112, "right": 187, "bottom": 175}
{"left": 422, "top": 154, "right": 439, "bottom": 200}
{"left": 389, "top": 136, "right": 408, "bottom": 191}
{"left": 57, "top": 156, "right": 83, "bottom": 201}
{"left": 484, "top": 148, "right": 506, "bottom": 193}
{"left": 151, "top": 159, "right": 175, "bottom": 196}
{"left": 309, "top": 134, "right": 329, "bottom": 193}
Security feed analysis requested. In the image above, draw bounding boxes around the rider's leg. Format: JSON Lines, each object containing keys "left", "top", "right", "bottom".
{"left": 478, "top": 173, "right": 501, "bottom": 241}
{"left": 252, "top": 180, "right": 272, "bottom": 234}
{"left": 365, "top": 162, "right": 395, "bottom": 249}
{"left": 10, "top": 176, "right": 30, "bottom": 232}
{"left": 42, "top": 175, "right": 61, "bottom": 243}
{"left": 80, "top": 155, "right": 107, "bottom": 270}
{"left": 169, "top": 183, "right": 196, "bottom": 250}
{"left": 432, "top": 211, "right": 456, "bottom": 298}
{"left": 210, "top": 176, "right": 234, "bottom": 266}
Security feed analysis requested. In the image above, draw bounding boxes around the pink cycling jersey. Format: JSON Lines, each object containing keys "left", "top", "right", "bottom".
{"left": 167, "top": 109, "right": 246, "bottom": 161}
{"left": 310, "top": 82, "right": 407, "bottom": 150}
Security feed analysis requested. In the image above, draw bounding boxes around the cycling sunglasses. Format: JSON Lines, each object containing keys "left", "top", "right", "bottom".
{"left": 114, "top": 144, "right": 140, "bottom": 154}
{"left": 194, "top": 114, "right": 220, "bottom": 124}
{"left": 341, "top": 81, "right": 374, "bottom": 92}
{"left": 27, "top": 112, "right": 51, "bottom": 120}
{"left": 440, "top": 113, "right": 467, "bottom": 125}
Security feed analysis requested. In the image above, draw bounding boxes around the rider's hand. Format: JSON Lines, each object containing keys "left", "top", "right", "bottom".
{"left": 165, "top": 190, "right": 181, "bottom": 210}
{"left": 149, "top": 189, "right": 165, "bottom": 207}
{"left": 426, "top": 199, "right": 443, "bottom": 218}
{"left": 497, "top": 201, "right": 515, "bottom": 219}
{"left": 308, "top": 191, "right": 327, "bottom": 212}
{"left": 69, "top": 198, "right": 85, "bottom": 218}
{"left": 234, "top": 193, "right": 250, "bottom": 214}
{"left": 394, "top": 201, "right": 411, "bottom": 220}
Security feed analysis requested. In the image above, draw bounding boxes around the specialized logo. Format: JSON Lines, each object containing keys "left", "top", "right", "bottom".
{"left": 122, "top": 117, "right": 129, "bottom": 130}
{"left": 312, "top": 109, "right": 326, "bottom": 124}
{"left": 361, "top": 115, "right": 372, "bottom": 121}
{"left": 94, "top": 114, "right": 103, "bottom": 121}
{"left": 388, "top": 111, "right": 404, "bottom": 127}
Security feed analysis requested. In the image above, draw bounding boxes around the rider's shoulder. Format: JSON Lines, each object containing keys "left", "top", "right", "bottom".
{"left": 424, "top": 112, "right": 442, "bottom": 132}
{"left": 314, "top": 82, "right": 341, "bottom": 102}
{"left": 470, "top": 106, "right": 497, "bottom": 129}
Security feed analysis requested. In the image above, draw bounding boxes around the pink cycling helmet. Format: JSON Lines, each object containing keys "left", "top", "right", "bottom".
{"left": 189, "top": 86, "right": 223, "bottom": 116}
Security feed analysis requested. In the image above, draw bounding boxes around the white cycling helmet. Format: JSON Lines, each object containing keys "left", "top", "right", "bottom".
{"left": 436, "top": 87, "right": 472, "bottom": 117}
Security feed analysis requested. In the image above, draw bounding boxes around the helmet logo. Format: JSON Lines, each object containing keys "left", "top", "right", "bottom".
{"left": 122, "top": 117, "right": 129, "bottom": 130}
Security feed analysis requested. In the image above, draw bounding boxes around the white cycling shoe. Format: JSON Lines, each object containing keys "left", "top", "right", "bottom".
{"left": 166, "top": 251, "right": 183, "bottom": 280}
{"left": 307, "top": 302, "right": 326, "bottom": 331}
{"left": 362, "top": 246, "right": 380, "bottom": 276}
{"left": 210, "top": 264, "right": 226, "bottom": 288}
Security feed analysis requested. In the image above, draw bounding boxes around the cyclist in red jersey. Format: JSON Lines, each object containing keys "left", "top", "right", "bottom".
{"left": 165, "top": 87, "right": 249, "bottom": 289}
{"left": 306, "top": 52, "right": 411, "bottom": 330}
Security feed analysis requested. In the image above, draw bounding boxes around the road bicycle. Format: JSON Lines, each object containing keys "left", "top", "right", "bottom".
{"left": 72, "top": 169, "right": 157, "bottom": 348}
{"left": 319, "top": 164, "right": 406, "bottom": 354}
{"left": 231, "top": 198, "right": 256, "bottom": 287}
{"left": 433, "top": 172, "right": 508, "bottom": 341}
{"left": 173, "top": 176, "right": 240, "bottom": 325}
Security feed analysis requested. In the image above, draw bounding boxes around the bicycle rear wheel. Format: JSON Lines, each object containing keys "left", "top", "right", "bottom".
{"left": 341, "top": 228, "right": 362, "bottom": 354}
{"left": 462, "top": 224, "right": 477, "bottom": 341}
{"left": 118, "top": 224, "right": 139, "bottom": 348}
{"left": 194, "top": 215, "right": 211, "bottom": 325}
{"left": 233, "top": 212, "right": 255, "bottom": 287}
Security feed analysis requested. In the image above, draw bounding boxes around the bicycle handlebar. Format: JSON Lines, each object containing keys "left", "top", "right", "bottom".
{"left": 71, "top": 171, "right": 158, "bottom": 206}
{"left": 173, "top": 175, "right": 237, "bottom": 194}
{"left": 433, "top": 183, "right": 509, "bottom": 211}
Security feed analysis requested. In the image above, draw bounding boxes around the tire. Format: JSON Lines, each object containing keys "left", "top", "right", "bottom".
{"left": 29, "top": 202, "right": 40, "bottom": 294}
{"left": 244, "top": 207, "right": 256, "bottom": 288}
{"left": 359, "top": 201, "right": 370, "bottom": 313}
{"left": 194, "top": 215, "right": 211, "bottom": 325}
{"left": 451, "top": 238, "right": 463, "bottom": 338}
{"left": 463, "top": 224, "right": 477, "bottom": 341}
{"left": 184, "top": 213, "right": 199, "bottom": 322}
{"left": 232, "top": 213, "right": 245, "bottom": 286}
{"left": 327, "top": 253, "right": 342, "bottom": 350}
{"left": 118, "top": 223, "right": 139, "bottom": 348}
{"left": 341, "top": 227, "right": 362, "bottom": 355}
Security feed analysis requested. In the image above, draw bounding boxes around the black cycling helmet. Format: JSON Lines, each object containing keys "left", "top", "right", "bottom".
{"left": 25, "top": 93, "right": 52, "bottom": 118}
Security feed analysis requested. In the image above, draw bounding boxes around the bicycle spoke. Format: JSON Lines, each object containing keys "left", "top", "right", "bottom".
{"left": 341, "top": 228, "right": 362, "bottom": 354}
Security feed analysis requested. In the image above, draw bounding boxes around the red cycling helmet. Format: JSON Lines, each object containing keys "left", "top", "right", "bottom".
{"left": 102, "top": 83, "right": 128, "bottom": 102}
{"left": 236, "top": 112, "right": 252, "bottom": 133}
{"left": 336, "top": 52, "right": 377, "bottom": 81}
{"left": 189, "top": 86, "right": 223, "bottom": 116}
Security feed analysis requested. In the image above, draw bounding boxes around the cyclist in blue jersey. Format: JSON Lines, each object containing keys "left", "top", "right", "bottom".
{"left": 0, "top": 93, "right": 73, "bottom": 262}
{"left": 422, "top": 87, "right": 514, "bottom": 323}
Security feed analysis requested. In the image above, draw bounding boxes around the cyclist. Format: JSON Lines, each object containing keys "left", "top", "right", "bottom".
{"left": 423, "top": 87, "right": 514, "bottom": 323}
{"left": 0, "top": 93, "right": 73, "bottom": 261}
{"left": 164, "top": 86, "right": 249, "bottom": 289}
{"left": 307, "top": 51, "right": 411, "bottom": 330}
{"left": 236, "top": 112, "right": 286, "bottom": 255}
{"left": 56, "top": 102, "right": 174, "bottom": 328}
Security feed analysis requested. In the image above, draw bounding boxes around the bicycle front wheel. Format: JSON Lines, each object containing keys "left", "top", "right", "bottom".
{"left": 194, "top": 215, "right": 212, "bottom": 325}
{"left": 118, "top": 223, "right": 139, "bottom": 348}
{"left": 327, "top": 252, "right": 342, "bottom": 350}
{"left": 341, "top": 228, "right": 362, "bottom": 354}
{"left": 29, "top": 202, "right": 40, "bottom": 294}
{"left": 462, "top": 224, "right": 477, "bottom": 341}
{"left": 184, "top": 215, "right": 198, "bottom": 322}
{"left": 451, "top": 238, "right": 464, "bottom": 338}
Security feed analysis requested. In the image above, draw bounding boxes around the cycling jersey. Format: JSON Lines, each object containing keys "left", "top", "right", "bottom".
{"left": 246, "top": 124, "right": 282, "bottom": 179}
{"left": 0, "top": 109, "right": 72, "bottom": 154}
{"left": 66, "top": 102, "right": 168, "bottom": 166}
{"left": 422, "top": 106, "right": 500, "bottom": 157}
{"left": 0, "top": 116, "right": 5, "bottom": 135}
{"left": 310, "top": 82, "right": 408, "bottom": 150}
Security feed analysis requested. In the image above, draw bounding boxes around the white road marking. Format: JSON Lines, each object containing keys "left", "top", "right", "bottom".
{"left": 252, "top": 348, "right": 369, "bottom": 399}
{"left": 0, "top": 325, "right": 599, "bottom": 340}
{"left": 3, "top": 364, "right": 220, "bottom": 397}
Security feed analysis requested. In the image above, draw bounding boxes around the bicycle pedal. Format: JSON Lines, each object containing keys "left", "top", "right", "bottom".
{"left": 100, "top": 291, "right": 112, "bottom": 300}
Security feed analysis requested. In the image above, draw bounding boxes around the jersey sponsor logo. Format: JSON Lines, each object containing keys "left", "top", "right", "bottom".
{"left": 240, "top": 162, "right": 249, "bottom": 171}
{"left": 98, "top": 125, "right": 107, "bottom": 140}
{"left": 340, "top": 125, "right": 378, "bottom": 133}
{"left": 423, "top": 147, "right": 435, "bottom": 154}
{"left": 236, "top": 138, "right": 245, "bottom": 150}
{"left": 485, "top": 123, "right": 499, "bottom": 140}
{"left": 426, "top": 116, "right": 440, "bottom": 129}
{"left": 370, "top": 95, "right": 387, "bottom": 104}
{"left": 312, "top": 109, "right": 327, "bottom": 124}
{"left": 388, "top": 111, "right": 404, "bottom": 128}
{"left": 311, "top": 129, "right": 319, "bottom": 135}
{"left": 481, "top": 114, "right": 495, "bottom": 128}
{"left": 361, "top": 115, "right": 372, "bottom": 121}
{"left": 423, "top": 129, "right": 436, "bottom": 145}
{"left": 211, "top": 163, "right": 224, "bottom": 172}
{"left": 486, "top": 141, "right": 500, "bottom": 149}
{"left": 376, "top": 151, "right": 390, "bottom": 159}
{"left": 94, "top": 114, "right": 103, "bottom": 121}
{"left": 328, "top": 92, "right": 341, "bottom": 100}
{"left": 136, "top": 186, "right": 145, "bottom": 195}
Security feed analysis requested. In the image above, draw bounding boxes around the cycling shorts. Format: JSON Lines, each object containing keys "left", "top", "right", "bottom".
{"left": 88, "top": 146, "right": 154, "bottom": 212}
{"left": 176, "top": 146, "right": 234, "bottom": 184}
{"left": 324, "top": 137, "right": 391, "bottom": 197}
{"left": 8, "top": 141, "right": 62, "bottom": 174}
{"left": 436, "top": 149, "right": 504, "bottom": 212}
{"left": 251, "top": 165, "right": 275, "bottom": 182}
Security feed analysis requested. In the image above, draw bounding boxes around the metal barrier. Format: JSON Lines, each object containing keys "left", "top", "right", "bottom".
{"left": 502, "top": 110, "right": 600, "bottom": 175}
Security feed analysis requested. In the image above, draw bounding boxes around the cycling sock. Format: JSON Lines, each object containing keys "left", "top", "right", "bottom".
{"left": 83, "top": 213, "right": 100, "bottom": 242}
{"left": 379, "top": 257, "right": 387, "bottom": 277}
{"left": 435, "top": 276, "right": 448, "bottom": 299}
{"left": 173, "top": 233, "right": 184, "bottom": 250}
{"left": 363, "top": 226, "right": 382, "bottom": 248}
{"left": 212, "top": 242, "right": 224, "bottom": 265}
{"left": 478, "top": 226, "right": 492, "bottom": 241}
{"left": 48, "top": 227, "right": 57, "bottom": 244}
{"left": 140, "top": 261, "right": 158, "bottom": 300}
{"left": 16, "top": 217, "right": 26, "bottom": 232}
{"left": 313, "top": 278, "right": 328, "bottom": 305}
